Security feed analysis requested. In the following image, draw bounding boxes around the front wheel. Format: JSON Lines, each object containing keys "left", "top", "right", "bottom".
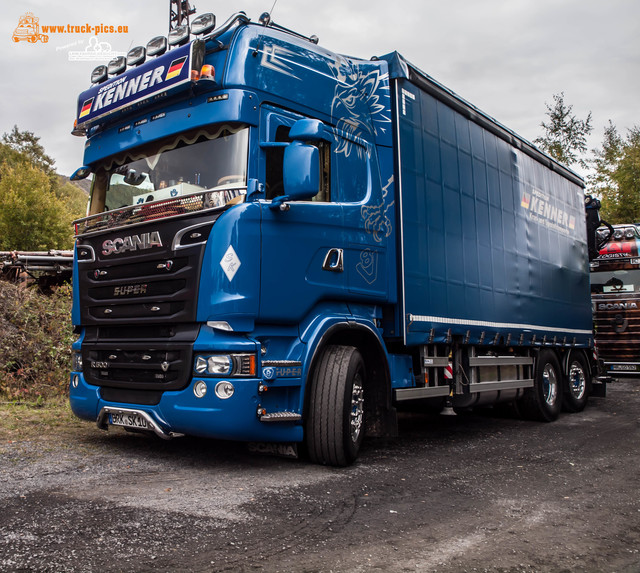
{"left": 306, "top": 345, "right": 365, "bottom": 466}
{"left": 518, "top": 350, "right": 562, "bottom": 422}
{"left": 563, "top": 352, "right": 590, "bottom": 413}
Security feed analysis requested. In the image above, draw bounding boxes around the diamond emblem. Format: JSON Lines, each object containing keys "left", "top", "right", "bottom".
{"left": 220, "top": 245, "right": 241, "bottom": 281}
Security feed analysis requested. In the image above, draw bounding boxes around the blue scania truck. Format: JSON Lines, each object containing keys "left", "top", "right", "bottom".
{"left": 69, "top": 10, "right": 604, "bottom": 465}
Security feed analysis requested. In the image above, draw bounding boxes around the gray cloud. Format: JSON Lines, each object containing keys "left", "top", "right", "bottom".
{"left": 2, "top": 0, "right": 638, "bottom": 176}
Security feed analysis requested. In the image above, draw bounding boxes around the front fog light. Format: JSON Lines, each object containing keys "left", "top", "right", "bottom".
{"left": 215, "top": 381, "right": 235, "bottom": 399}
{"left": 194, "top": 380, "right": 208, "bottom": 398}
{"left": 72, "top": 375, "right": 80, "bottom": 388}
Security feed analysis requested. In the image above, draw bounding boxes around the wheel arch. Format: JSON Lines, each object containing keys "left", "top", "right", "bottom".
{"left": 304, "top": 321, "right": 398, "bottom": 438}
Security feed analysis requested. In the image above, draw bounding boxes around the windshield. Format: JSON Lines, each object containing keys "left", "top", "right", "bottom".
{"left": 88, "top": 125, "right": 248, "bottom": 215}
{"left": 591, "top": 268, "right": 640, "bottom": 294}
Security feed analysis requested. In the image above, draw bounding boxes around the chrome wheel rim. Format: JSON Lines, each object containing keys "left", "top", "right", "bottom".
{"left": 350, "top": 373, "right": 364, "bottom": 443}
{"left": 542, "top": 363, "right": 558, "bottom": 406}
{"left": 568, "top": 361, "right": 586, "bottom": 400}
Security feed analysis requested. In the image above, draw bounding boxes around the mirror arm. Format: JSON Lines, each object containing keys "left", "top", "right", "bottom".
{"left": 269, "top": 195, "right": 291, "bottom": 211}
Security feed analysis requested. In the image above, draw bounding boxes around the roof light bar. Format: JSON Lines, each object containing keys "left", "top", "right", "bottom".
{"left": 127, "top": 45, "right": 146, "bottom": 67}
{"left": 146, "top": 35, "right": 168, "bottom": 57}
{"left": 168, "top": 25, "right": 190, "bottom": 47}
{"left": 191, "top": 13, "right": 216, "bottom": 35}
{"left": 91, "top": 65, "right": 108, "bottom": 84}
{"left": 107, "top": 56, "right": 126, "bottom": 75}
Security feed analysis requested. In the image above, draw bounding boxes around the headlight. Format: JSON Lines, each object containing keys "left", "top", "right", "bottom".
{"left": 72, "top": 352, "right": 83, "bottom": 371}
{"left": 208, "top": 355, "right": 232, "bottom": 375}
{"left": 193, "top": 354, "right": 256, "bottom": 377}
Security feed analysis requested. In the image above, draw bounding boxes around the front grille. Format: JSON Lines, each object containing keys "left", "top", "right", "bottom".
{"left": 82, "top": 324, "right": 199, "bottom": 391}
{"left": 593, "top": 293, "right": 640, "bottom": 362}
{"left": 84, "top": 345, "right": 188, "bottom": 388}
{"left": 76, "top": 213, "right": 217, "bottom": 326}
{"left": 76, "top": 212, "right": 216, "bottom": 392}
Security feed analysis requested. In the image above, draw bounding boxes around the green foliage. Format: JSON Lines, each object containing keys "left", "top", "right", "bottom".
{"left": 0, "top": 281, "right": 73, "bottom": 402}
{"left": 2, "top": 125, "right": 56, "bottom": 176}
{"left": 534, "top": 92, "right": 593, "bottom": 169}
{"left": 593, "top": 124, "right": 640, "bottom": 223}
{"left": 0, "top": 163, "right": 73, "bottom": 250}
{"left": 0, "top": 127, "right": 87, "bottom": 250}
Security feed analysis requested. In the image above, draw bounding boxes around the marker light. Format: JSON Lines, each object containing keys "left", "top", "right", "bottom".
{"left": 91, "top": 65, "right": 108, "bottom": 83}
{"left": 127, "top": 45, "right": 146, "bottom": 67}
{"left": 107, "top": 56, "right": 126, "bottom": 75}
{"left": 191, "top": 13, "right": 216, "bottom": 35}
{"left": 168, "top": 25, "right": 190, "bottom": 47}
{"left": 199, "top": 64, "right": 215, "bottom": 81}
{"left": 71, "top": 119, "right": 87, "bottom": 137}
{"left": 146, "top": 35, "right": 168, "bottom": 56}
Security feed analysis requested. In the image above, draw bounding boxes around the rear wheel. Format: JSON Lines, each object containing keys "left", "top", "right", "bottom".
{"left": 306, "top": 345, "right": 365, "bottom": 466}
{"left": 563, "top": 352, "right": 590, "bottom": 413}
{"left": 518, "top": 350, "right": 562, "bottom": 422}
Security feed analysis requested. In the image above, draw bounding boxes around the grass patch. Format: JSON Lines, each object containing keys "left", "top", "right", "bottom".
{"left": 0, "top": 399, "right": 90, "bottom": 443}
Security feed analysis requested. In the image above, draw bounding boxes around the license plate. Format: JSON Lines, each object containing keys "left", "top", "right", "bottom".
{"left": 611, "top": 364, "right": 637, "bottom": 371}
{"left": 109, "top": 411, "right": 149, "bottom": 429}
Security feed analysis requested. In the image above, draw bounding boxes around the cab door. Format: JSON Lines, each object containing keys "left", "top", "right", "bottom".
{"left": 259, "top": 108, "right": 346, "bottom": 324}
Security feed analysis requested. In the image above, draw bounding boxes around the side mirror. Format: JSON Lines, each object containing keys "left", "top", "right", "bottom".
{"left": 283, "top": 141, "right": 320, "bottom": 199}
{"left": 70, "top": 165, "right": 92, "bottom": 181}
{"left": 585, "top": 195, "right": 614, "bottom": 261}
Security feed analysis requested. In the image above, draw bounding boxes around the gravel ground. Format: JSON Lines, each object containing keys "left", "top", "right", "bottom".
{"left": 1, "top": 379, "right": 639, "bottom": 572}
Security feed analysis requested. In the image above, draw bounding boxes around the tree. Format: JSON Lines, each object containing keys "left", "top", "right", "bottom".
{"left": 0, "top": 163, "right": 74, "bottom": 250}
{"left": 594, "top": 124, "right": 640, "bottom": 224}
{"left": 534, "top": 92, "right": 593, "bottom": 169}
{"left": 0, "top": 127, "right": 87, "bottom": 250}
{"left": 1, "top": 125, "right": 56, "bottom": 176}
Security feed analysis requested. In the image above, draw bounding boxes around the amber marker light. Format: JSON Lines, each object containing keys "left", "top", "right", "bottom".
{"left": 199, "top": 64, "right": 215, "bottom": 80}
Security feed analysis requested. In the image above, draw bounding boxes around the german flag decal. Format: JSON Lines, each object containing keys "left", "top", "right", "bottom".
{"left": 79, "top": 98, "right": 94, "bottom": 118}
{"left": 165, "top": 56, "right": 188, "bottom": 81}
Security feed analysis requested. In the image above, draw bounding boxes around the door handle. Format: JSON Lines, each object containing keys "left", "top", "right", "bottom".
{"left": 322, "top": 248, "right": 344, "bottom": 272}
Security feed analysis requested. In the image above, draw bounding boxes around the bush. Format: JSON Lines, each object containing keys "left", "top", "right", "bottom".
{"left": 0, "top": 280, "right": 73, "bottom": 403}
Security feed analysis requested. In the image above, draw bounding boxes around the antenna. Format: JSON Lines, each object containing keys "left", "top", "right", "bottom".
{"left": 269, "top": 0, "right": 279, "bottom": 20}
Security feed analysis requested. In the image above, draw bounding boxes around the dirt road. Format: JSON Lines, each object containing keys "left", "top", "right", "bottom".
{"left": 1, "top": 379, "right": 639, "bottom": 572}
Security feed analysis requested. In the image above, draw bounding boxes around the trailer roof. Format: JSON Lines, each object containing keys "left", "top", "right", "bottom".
{"left": 379, "top": 52, "right": 584, "bottom": 189}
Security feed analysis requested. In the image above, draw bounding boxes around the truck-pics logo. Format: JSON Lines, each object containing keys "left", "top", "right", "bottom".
{"left": 12, "top": 13, "right": 48, "bottom": 43}
{"left": 521, "top": 188, "right": 575, "bottom": 235}
{"left": 102, "top": 231, "right": 162, "bottom": 255}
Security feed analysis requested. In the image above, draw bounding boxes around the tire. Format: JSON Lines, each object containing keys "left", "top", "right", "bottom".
{"left": 563, "top": 352, "right": 590, "bottom": 413}
{"left": 518, "top": 350, "right": 562, "bottom": 422}
{"left": 306, "top": 345, "right": 365, "bottom": 466}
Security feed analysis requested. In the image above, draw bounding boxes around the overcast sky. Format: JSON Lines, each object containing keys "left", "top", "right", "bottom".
{"left": 2, "top": 0, "right": 639, "bottom": 177}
